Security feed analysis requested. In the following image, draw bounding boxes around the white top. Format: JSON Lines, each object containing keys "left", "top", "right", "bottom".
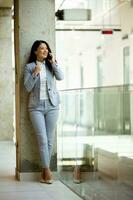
{"left": 36, "top": 61, "right": 49, "bottom": 100}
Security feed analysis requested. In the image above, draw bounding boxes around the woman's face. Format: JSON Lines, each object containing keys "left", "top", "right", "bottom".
{"left": 35, "top": 43, "right": 49, "bottom": 61}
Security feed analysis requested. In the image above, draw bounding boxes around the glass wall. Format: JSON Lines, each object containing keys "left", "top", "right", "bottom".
{"left": 56, "top": 1, "right": 133, "bottom": 199}
{"left": 57, "top": 86, "right": 133, "bottom": 200}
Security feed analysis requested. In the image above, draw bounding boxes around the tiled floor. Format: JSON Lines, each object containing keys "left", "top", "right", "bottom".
{"left": 0, "top": 141, "right": 82, "bottom": 200}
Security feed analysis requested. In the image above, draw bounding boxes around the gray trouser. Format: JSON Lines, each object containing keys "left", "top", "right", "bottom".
{"left": 29, "top": 99, "right": 59, "bottom": 168}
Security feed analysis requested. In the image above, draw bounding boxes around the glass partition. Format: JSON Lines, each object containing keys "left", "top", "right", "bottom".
{"left": 57, "top": 85, "right": 133, "bottom": 200}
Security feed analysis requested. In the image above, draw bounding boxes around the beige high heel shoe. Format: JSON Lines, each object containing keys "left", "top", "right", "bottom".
{"left": 40, "top": 168, "right": 53, "bottom": 184}
{"left": 73, "top": 166, "right": 81, "bottom": 184}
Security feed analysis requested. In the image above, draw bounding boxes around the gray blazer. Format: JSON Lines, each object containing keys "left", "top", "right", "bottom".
{"left": 24, "top": 62, "right": 64, "bottom": 108}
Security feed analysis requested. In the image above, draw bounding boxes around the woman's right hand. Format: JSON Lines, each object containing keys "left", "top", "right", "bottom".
{"left": 32, "top": 64, "right": 41, "bottom": 76}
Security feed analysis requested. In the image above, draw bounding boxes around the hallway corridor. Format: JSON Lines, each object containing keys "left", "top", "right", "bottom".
{"left": 0, "top": 141, "right": 82, "bottom": 200}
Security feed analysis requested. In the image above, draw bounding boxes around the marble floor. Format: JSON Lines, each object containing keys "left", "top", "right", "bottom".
{"left": 0, "top": 141, "right": 82, "bottom": 200}
{"left": 1, "top": 141, "right": 133, "bottom": 200}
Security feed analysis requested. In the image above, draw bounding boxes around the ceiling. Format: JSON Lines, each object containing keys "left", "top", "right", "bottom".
{"left": 55, "top": 0, "right": 131, "bottom": 30}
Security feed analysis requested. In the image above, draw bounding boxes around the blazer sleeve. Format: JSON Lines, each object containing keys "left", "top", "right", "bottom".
{"left": 51, "top": 63, "right": 64, "bottom": 80}
{"left": 24, "top": 64, "right": 39, "bottom": 92}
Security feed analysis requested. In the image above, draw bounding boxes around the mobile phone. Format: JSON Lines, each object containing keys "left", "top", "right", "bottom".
{"left": 47, "top": 53, "right": 52, "bottom": 60}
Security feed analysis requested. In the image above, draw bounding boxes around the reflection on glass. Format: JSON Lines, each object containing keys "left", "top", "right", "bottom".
{"left": 57, "top": 86, "right": 133, "bottom": 200}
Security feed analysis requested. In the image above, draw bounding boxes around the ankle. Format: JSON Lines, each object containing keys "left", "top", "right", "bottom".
{"left": 43, "top": 168, "right": 52, "bottom": 179}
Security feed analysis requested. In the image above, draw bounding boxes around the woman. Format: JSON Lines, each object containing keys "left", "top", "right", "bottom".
{"left": 24, "top": 40, "right": 64, "bottom": 184}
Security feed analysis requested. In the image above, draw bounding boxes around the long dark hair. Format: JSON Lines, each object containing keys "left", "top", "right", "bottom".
{"left": 27, "top": 40, "right": 53, "bottom": 72}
